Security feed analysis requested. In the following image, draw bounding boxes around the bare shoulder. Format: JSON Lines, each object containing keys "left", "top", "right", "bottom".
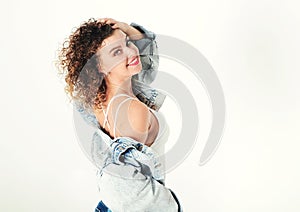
{"left": 127, "top": 99, "right": 151, "bottom": 131}
{"left": 128, "top": 98, "right": 150, "bottom": 116}
{"left": 116, "top": 98, "right": 151, "bottom": 143}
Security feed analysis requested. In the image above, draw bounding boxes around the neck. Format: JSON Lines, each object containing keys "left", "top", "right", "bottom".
{"left": 106, "top": 77, "right": 134, "bottom": 97}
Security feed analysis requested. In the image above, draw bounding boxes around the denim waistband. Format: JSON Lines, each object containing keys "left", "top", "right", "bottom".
{"left": 95, "top": 201, "right": 112, "bottom": 212}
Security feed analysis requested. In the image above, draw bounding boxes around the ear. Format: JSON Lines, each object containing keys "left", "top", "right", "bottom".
{"left": 97, "top": 63, "right": 106, "bottom": 75}
{"left": 98, "top": 67, "right": 104, "bottom": 74}
{"left": 95, "top": 52, "right": 105, "bottom": 74}
{"left": 99, "top": 69, "right": 110, "bottom": 76}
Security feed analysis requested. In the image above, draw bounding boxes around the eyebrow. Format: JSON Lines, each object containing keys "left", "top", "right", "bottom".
{"left": 108, "top": 36, "right": 129, "bottom": 54}
{"left": 109, "top": 45, "right": 122, "bottom": 54}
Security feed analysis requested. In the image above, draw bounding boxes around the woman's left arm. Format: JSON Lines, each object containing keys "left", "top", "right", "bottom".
{"left": 98, "top": 18, "right": 158, "bottom": 84}
{"left": 98, "top": 18, "right": 164, "bottom": 110}
{"left": 98, "top": 18, "right": 145, "bottom": 40}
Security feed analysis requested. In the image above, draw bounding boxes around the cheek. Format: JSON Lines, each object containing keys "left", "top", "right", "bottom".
{"left": 131, "top": 45, "right": 139, "bottom": 55}
{"left": 104, "top": 56, "right": 128, "bottom": 71}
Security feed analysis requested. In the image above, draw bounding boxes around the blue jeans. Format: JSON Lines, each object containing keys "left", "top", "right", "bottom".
{"left": 95, "top": 201, "right": 112, "bottom": 212}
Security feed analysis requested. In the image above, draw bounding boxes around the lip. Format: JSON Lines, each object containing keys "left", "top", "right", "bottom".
{"left": 127, "top": 56, "right": 139, "bottom": 66}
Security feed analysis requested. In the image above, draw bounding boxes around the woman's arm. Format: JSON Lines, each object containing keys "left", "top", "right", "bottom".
{"left": 98, "top": 18, "right": 165, "bottom": 111}
{"left": 98, "top": 18, "right": 145, "bottom": 40}
{"left": 99, "top": 170, "right": 179, "bottom": 211}
{"left": 98, "top": 18, "right": 158, "bottom": 83}
{"left": 94, "top": 135, "right": 181, "bottom": 211}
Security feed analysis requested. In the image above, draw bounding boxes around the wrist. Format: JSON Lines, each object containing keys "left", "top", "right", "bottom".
{"left": 125, "top": 26, "right": 145, "bottom": 40}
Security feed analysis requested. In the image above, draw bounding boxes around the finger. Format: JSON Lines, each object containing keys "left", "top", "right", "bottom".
{"left": 111, "top": 23, "right": 119, "bottom": 29}
{"left": 98, "top": 18, "right": 113, "bottom": 24}
{"left": 98, "top": 18, "right": 107, "bottom": 23}
{"left": 106, "top": 20, "right": 117, "bottom": 26}
{"left": 106, "top": 18, "right": 116, "bottom": 23}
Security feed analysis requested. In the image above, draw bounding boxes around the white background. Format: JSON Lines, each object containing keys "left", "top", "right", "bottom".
{"left": 1, "top": 0, "right": 300, "bottom": 211}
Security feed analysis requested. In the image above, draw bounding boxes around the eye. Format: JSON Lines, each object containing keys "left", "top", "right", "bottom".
{"left": 126, "top": 39, "right": 133, "bottom": 46}
{"left": 113, "top": 49, "right": 122, "bottom": 56}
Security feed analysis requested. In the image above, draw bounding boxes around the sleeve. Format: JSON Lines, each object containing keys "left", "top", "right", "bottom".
{"left": 96, "top": 137, "right": 182, "bottom": 212}
{"left": 73, "top": 101, "right": 99, "bottom": 128}
{"left": 130, "top": 22, "right": 159, "bottom": 84}
{"left": 98, "top": 166, "right": 180, "bottom": 212}
{"left": 130, "top": 23, "right": 166, "bottom": 111}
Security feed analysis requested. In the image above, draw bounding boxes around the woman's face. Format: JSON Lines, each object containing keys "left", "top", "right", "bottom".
{"left": 98, "top": 29, "right": 142, "bottom": 82}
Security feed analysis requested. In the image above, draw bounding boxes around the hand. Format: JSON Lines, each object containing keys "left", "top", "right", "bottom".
{"left": 98, "top": 18, "right": 144, "bottom": 40}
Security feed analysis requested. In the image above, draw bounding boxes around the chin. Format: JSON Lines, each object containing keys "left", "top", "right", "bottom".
{"left": 129, "top": 65, "right": 142, "bottom": 76}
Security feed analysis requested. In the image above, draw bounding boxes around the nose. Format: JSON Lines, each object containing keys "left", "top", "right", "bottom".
{"left": 125, "top": 43, "right": 138, "bottom": 58}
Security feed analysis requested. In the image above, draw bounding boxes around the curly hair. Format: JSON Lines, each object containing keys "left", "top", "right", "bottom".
{"left": 57, "top": 18, "right": 115, "bottom": 112}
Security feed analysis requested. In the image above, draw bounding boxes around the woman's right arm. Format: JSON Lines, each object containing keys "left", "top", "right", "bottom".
{"left": 98, "top": 169, "right": 179, "bottom": 211}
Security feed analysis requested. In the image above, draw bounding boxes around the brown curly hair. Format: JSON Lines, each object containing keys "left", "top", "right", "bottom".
{"left": 57, "top": 18, "right": 115, "bottom": 112}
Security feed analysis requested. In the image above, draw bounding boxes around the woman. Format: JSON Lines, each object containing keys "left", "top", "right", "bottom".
{"left": 58, "top": 18, "right": 181, "bottom": 211}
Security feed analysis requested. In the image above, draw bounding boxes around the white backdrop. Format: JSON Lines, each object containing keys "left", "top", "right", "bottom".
{"left": 1, "top": 0, "right": 300, "bottom": 211}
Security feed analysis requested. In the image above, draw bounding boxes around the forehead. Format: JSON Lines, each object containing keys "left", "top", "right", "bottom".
{"left": 100, "top": 29, "right": 127, "bottom": 49}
